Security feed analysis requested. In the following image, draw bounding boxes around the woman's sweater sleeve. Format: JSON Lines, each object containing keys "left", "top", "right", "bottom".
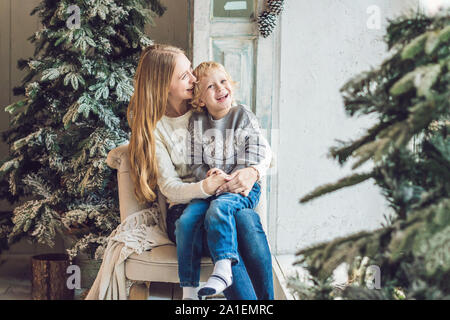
{"left": 250, "top": 134, "right": 273, "bottom": 179}
{"left": 155, "top": 133, "right": 212, "bottom": 204}
{"left": 242, "top": 109, "right": 273, "bottom": 179}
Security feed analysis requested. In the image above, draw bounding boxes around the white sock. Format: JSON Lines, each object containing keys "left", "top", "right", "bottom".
{"left": 198, "top": 259, "right": 233, "bottom": 297}
{"left": 182, "top": 286, "right": 199, "bottom": 300}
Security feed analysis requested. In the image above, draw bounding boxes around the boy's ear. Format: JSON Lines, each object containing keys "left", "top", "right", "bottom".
{"left": 199, "top": 99, "right": 206, "bottom": 107}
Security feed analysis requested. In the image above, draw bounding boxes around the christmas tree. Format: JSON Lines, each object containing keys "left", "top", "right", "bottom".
{"left": 290, "top": 10, "right": 450, "bottom": 300}
{"left": 0, "top": 0, "right": 166, "bottom": 260}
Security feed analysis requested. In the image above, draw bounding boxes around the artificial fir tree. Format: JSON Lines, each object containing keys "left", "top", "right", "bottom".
{"left": 0, "top": 0, "right": 166, "bottom": 260}
{"left": 290, "top": 10, "right": 450, "bottom": 300}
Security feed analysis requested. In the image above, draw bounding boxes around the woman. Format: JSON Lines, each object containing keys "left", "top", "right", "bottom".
{"left": 126, "top": 44, "right": 273, "bottom": 299}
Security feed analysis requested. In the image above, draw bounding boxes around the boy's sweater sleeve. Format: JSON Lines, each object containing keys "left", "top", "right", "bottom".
{"left": 231, "top": 109, "right": 272, "bottom": 179}
{"left": 155, "top": 132, "right": 211, "bottom": 204}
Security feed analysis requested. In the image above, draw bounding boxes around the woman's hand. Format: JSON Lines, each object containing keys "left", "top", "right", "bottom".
{"left": 202, "top": 170, "right": 230, "bottom": 195}
{"left": 216, "top": 167, "right": 258, "bottom": 197}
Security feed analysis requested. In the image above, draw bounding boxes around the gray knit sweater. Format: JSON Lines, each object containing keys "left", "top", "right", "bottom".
{"left": 188, "top": 104, "right": 272, "bottom": 181}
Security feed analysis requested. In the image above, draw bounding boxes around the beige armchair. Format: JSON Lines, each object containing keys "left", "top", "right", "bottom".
{"left": 106, "top": 143, "right": 270, "bottom": 300}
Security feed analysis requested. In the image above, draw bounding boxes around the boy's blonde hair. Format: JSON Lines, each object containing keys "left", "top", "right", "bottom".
{"left": 191, "top": 61, "right": 237, "bottom": 112}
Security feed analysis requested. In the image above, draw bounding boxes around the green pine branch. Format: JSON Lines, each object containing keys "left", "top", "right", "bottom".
{"left": 299, "top": 172, "right": 374, "bottom": 203}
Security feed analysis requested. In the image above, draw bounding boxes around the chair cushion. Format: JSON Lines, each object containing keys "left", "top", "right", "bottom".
{"left": 125, "top": 244, "right": 214, "bottom": 283}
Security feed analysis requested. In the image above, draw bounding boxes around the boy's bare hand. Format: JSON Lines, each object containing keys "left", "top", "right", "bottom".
{"left": 216, "top": 167, "right": 258, "bottom": 196}
{"left": 202, "top": 170, "right": 230, "bottom": 195}
{"left": 206, "top": 168, "right": 226, "bottom": 177}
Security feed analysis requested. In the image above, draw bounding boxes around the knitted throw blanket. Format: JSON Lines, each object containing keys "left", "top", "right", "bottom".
{"left": 85, "top": 203, "right": 173, "bottom": 300}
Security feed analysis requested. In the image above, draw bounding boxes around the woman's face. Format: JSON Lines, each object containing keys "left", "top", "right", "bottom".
{"left": 168, "top": 53, "right": 197, "bottom": 101}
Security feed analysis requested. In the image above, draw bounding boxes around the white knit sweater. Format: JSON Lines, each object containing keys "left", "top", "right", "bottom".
{"left": 154, "top": 109, "right": 272, "bottom": 207}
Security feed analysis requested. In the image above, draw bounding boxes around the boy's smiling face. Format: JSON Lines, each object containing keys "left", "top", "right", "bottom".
{"left": 197, "top": 69, "right": 233, "bottom": 119}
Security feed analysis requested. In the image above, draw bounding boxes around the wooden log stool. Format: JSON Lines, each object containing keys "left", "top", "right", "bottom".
{"left": 31, "top": 253, "right": 74, "bottom": 300}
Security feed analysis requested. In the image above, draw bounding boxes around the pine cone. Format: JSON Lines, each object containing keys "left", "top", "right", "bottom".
{"left": 258, "top": 11, "right": 277, "bottom": 38}
{"left": 268, "top": 0, "right": 284, "bottom": 15}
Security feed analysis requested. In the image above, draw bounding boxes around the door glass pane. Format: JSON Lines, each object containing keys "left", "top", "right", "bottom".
{"left": 213, "top": 0, "right": 254, "bottom": 19}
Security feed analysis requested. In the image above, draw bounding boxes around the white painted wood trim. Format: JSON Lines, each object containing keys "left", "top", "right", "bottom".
{"left": 267, "top": 9, "right": 281, "bottom": 255}
{"left": 272, "top": 255, "right": 296, "bottom": 300}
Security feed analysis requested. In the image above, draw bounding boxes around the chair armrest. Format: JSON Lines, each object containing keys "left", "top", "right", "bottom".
{"left": 106, "top": 144, "right": 168, "bottom": 228}
{"left": 107, "top": 144, "right": 149, "bottom": 222}
{"left": 270, "top": 152, "right": 276, "bottom": 169}
{"left": 106, "top": 143, "right": 130, "bottom": 171}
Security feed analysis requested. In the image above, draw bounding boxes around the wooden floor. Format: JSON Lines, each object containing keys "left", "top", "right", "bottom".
{"left": 0, "top": 255, "right": 293, "bottom": 300}
{"left": 0, "top": 276, "right": 224, "bottom": 300}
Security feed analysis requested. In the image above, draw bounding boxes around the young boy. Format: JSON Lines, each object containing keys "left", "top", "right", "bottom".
{"left": 176, "top": 61, "right": 272, "bottom": 299}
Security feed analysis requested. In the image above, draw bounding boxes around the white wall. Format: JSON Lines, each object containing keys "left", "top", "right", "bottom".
{"left": 273, "top": 0, "right": 419, "bottom": 254}
{"left": 145, "top": 0, "right": 190, "bottom": 54}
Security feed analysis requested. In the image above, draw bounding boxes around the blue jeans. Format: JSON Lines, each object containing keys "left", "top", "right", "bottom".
{"left": 166, "top": 185, "right": 273, "bottom": 299}
{"left": 224, "top": 208, "right": 274, "bottom": 300}
{"left": 174, "top": 183, "right": 261, "bottom": 286}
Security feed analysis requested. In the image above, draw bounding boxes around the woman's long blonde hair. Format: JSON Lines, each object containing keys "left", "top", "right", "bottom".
{"left": 127, "top": 44, "right": 184, "bottom": 204}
